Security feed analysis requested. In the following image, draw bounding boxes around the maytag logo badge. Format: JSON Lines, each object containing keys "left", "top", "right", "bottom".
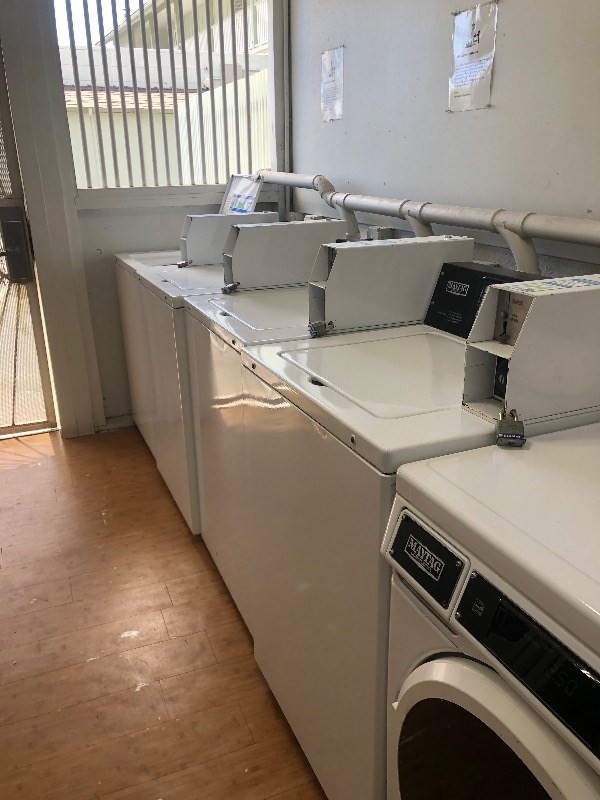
{"left": 446, "top": 280, "right": 469, "bottom": 297}
{"left": 405, "top": 534, "right": 445, "bottom": 582}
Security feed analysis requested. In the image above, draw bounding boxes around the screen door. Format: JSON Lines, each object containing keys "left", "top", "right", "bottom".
{"left": 0, "top": 42, "right": 55, "bottom": 435}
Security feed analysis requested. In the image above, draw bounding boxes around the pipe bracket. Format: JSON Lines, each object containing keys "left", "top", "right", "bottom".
{"left": 407, "top": 202, "right": 434, "bottom": 236}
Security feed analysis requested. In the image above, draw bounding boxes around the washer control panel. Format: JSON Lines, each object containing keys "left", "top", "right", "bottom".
{"left": 457, "top": 573, "right": 600, "bottom": 760}
{"left": 424, "top": 261, "right": 538, "bottom": 339}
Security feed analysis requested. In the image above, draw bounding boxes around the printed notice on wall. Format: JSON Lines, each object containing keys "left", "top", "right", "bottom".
{"left": 321, "top": 46, "right": 344, "bottom": 121}
{"left": 449, "top": 2, "right": 498, "bottom": 112}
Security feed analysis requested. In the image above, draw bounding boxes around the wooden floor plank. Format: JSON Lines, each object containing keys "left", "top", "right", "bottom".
{"left": 160, "top": 655, "right": 266, "bottom": 720}
{"left": 0, "top": 577, "right": 72, "bottom": 617}
{"left": 162, "top": 575, "right": 240, "bottom": 637}
{"left": 0, "top": 542, "right": 130, "bottom": 590}
{"left": 101, "top": 735, "right": 320, "bottom": 800}
{"left": 0, "top": 430, "right": 323, "bottom": 798}
{"left": 0, "top": 682, "right": 167, "bottom": 776}
{"left": 0, "top": 702, "right": 253, "bottom": 799}
{"left": 0, "top": 514, "right": 110, "bottom": 550}
{"left": 239, "top": 685, "right": 298, "bottom": 745}
{"left": 0, "top": 507, "right": 187, "bottom": 564}
{"left": 272, "top": 782, "right": 327, "bottom": 799}
{"left": 0, "top": 610, "right": 169, "bottom": 684}
{"left": 69, "top": 547, "right": 214, "bottom": 602}
{"left": 207, "top": 617, "right": 254, "bottom": 663}
{"left": 0, "top": 633, "right": 215, "bottom": 726}
{"left": 0, "top": 582, "right": 172, "bottom": 649}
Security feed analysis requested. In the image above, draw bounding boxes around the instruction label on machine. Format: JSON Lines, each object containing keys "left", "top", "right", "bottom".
{"left": 321, "top": 46, "right": 344, "bottom": 121}
{"left": 449, "top": 2, "right": 498, "bottom": 112}
{"left": 494, "top": 292, "right": 533, "bottom": 346}
{"left": 220, "top": 174, "right": 262, "bottom": 214}
{"left": 499, "top": 275, "right": 600, "bottom": 295}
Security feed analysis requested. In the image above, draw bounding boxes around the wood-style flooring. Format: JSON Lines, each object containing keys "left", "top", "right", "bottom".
{"left": 0, "top": 428, "right": 325, "bottom": 800}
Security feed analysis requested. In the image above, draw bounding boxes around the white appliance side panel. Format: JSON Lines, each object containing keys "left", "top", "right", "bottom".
{"left": 142, "top": 289, "right": 194, "bottom": 530}
{"left": 115, "top": 264, "right": 143, "bottom": 422}
{"left": 243, "top": 367, "right": 395, "bottom": 800}
{"left": 185, "top": 315, "right": 255, "bottom": 624}
{"left": 115, "top": 264, "right": 157, "bottom": 451}
{"left": 185, "top": 312, "right": 206, "bottom": 529}
{"left": 507, "top": 291, "right": 600, "bottom": 422}
{"left": 172, "top": 310, "right": 201, "bottom": 534}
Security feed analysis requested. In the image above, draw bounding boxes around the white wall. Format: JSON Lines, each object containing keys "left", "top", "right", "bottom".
{"left": 180, "top": 69, "right": 272, "bottom": 184}
{"left": 67, "top": 107, "right": 182, "bottom": 189}
{"left": 290, "top": 1, "right": 600, "bottom": 232}
{"left": 66, "top": 72, "right": 271, "bottom": 189}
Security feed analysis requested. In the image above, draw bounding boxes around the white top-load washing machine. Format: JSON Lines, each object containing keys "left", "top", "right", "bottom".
{"left": 184, "top": 234, "right": 474, "bottom": 632}
{"left": 240, "top": 272, "right": 600, "bottom": 800}
{"left": 381, "top": 422, "right": 600, "bottom": 799}
{"left": 115, "top": 211, "right": 277, "bottom": 533}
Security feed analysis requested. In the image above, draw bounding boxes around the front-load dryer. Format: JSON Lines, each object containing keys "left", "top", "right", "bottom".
{"left": 381, "top": 423, "right": 600, "bottom": 799}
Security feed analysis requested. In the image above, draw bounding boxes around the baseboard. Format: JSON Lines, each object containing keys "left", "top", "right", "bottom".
{"left": 97, "top": 414, "right": 134, "bottom": 432}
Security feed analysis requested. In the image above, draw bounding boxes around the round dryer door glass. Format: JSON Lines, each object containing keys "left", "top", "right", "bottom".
{"left": 398, "top": 699, "right": 550, "bottom": 800}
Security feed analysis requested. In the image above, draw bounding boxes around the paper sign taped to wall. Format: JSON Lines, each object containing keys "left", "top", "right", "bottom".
{"left": 449, "top": 2, "right": 498, "bottom": 112}
{"left": 321, "top": 46, "right": 344, "bottom": 121}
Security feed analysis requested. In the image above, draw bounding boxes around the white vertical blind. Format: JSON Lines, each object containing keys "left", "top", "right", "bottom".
{"left": 53, "top": 0, "right": 271, "bottom": 188}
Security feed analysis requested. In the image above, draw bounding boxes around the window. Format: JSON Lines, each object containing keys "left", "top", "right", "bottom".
{"left": 53, "top": 0, "right": 271, "bottom": 188}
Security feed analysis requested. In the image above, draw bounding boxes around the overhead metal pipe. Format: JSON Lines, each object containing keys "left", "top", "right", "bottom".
{"left": 259, "top": 170, "right": 361, "bottom": 240}
{"left": 260, "top": 175, "right": 600, "bottom": 273}
{"left": 521, "top": 214, "right": 600, "bottom": 246}
{"left": 332, "top": 193, "right": 545, "bottom": 272}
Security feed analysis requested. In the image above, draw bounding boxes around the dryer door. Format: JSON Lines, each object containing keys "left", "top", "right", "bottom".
{"left": 389, "top": 657, "right": 600, "bottom": 800}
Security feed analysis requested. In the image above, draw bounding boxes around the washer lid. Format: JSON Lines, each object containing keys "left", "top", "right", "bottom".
{"left": 243, "top": 326, "right": 494, "bottom": 473}
{"left": 139, "top": 264, "right": 225, "bottom": 307}
{"left": 184, "top": 287, "right": 309, "bottom": 346}
{"left": 281, "top": 331, "right": 465, "bottom": 419}
{"left": 396, "top": 423, "right": 600, "bottom": 659}
{"left": 115, "top": 250, "right": 180, "bottom": 276}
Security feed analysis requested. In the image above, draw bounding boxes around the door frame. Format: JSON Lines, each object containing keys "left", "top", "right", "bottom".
{"left": 0, "top": 31, "right": 56, "bottom": 435}
{"left": 0, "top": 0, "right": 105, "bottom": 437}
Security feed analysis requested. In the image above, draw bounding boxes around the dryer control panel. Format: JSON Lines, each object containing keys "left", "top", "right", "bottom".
{"left": 387, "top": 513, "right": 465, "bottom": 610}
{"left": 457, "top": 573, "right": 600, "bottom": 760}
